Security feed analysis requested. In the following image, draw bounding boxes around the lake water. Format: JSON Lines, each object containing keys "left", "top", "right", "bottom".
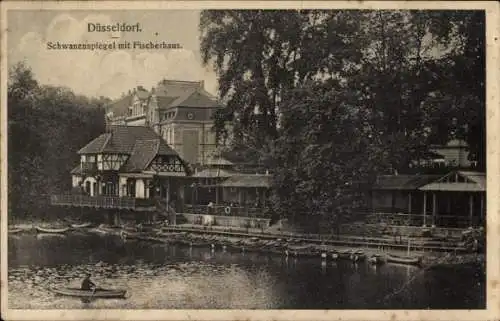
{"left": 7, "top": 232, "right": 485, "bottom": 309}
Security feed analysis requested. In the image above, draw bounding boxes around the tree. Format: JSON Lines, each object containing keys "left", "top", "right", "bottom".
{"left": 7, "top": 62, "right": 107, "bottom": 221}
{"left": 200, "top": 10, "right": 486, "bottom": 228}
{"left": 200, "top": 10, "right": 366, "bottom": 150}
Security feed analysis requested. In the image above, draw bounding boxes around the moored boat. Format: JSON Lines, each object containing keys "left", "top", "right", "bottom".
{"left": 70, "top": 222, "right": 93, "bottom": 229}
{"left": 386, "top": 254, "right": 422, "bottom": 266}
{"left": 36, "top": 233, "right": 67, "bottom": 239}
{"left": 368, "top": 254, "right": 385, "bottom": 265}
{"left": 50, "top": 287, "right": 127, "bottom": 299}
{"left": 8, "top": 228, "right": 24, "bottom": 234}
{"left": 35, "top": 226, "right": 70, "bottom": 234}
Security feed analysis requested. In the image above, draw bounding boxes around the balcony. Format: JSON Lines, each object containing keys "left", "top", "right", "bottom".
{"left": 50, "top": 194, "right": 156, "bottom": 210}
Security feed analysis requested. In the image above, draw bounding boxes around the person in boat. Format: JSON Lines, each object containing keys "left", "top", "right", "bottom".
{"left": 81, "top": 274, "right": 97, "bottom": 292}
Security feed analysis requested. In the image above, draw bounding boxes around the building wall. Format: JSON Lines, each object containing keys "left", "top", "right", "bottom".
{"left": 119, "top": 177, "right": 127, "bottom": 197}
{"left": 160, "top": 122, "right": 218, "bottom": 165}
{"left": 72, "top": 175, "right": 82, "bottom": 188}
{"left": 371, "top": 190, "right": 410, "bottom": 213}
{"left": 430, "top": 147, "right": 470, "bottom": 167}
{"left": 135, "top": 179, "right": 146, "bottom": 198}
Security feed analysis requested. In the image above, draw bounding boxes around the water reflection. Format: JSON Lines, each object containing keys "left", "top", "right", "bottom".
{"left": 8, "top": 233, "right": 485, "bottom": 309}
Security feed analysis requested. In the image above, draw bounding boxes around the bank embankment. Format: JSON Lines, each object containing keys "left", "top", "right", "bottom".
{"left": 8, "top": 220, "right": 483, "bottom": 269}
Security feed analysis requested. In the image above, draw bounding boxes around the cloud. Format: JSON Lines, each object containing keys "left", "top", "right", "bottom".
{"left": 15, "top": 13, "right": 218, "bottom": 99}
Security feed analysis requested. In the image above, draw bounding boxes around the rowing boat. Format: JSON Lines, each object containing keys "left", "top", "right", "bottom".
{"left": 8, "top": 228, "right": 24, "bottom": 234}
{"left": 50, "top": 287, "right": 127, "bottom": 299}
{"left": 70, "top": 222, "right": 93, "bottom": 229}
{"left": 35, "top": 226, "right": 70, "bottom": 234}
{"left": 386, "top": 254, "right": 422, "bottom": 266}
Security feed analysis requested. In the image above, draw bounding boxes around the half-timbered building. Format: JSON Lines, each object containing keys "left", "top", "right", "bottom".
{"left": 51, "top": 125, "right": 190, "bottom": 224}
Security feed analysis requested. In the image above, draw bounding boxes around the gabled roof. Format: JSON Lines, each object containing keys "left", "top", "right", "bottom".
{"left": 70, "top": 165, "right": 82, "bottom": 175}
{"left": 156, "top": 96, "right": 177, "bottom": 109}
{"left": 135, "top": 89, "right": 149, "bottom": 100}
{"left": 153, "top": 79, "right": 221, "bottom": 110}
{"left": 121, "top": 139, "right": 160, "bottom": 172}
{"left": 419, "top": 171, "right": 486, "bottom": 192}
{"left": 459, "top": 171, "right": 486, "bottom": 189}
{"left": 220, "top": 174, "right": 271, "bottom": 188}
{"left": 372, "top": 175, "right": 441, "bottom": 191}
{"left": 76, "top": 126, "right": 180, "bottom": 173}
{"left": 171, "top": 91, "right": 220, "bottom": 108}
{"left": 78, "top": 126, "right": 176, "bottom": 156}
{"left": 155, "top": 79, "right": 203, "bottom": 97}
{"left": 107, "top": 95, "right": 133, "bottom": 118}
{"left": 78, "top": 133, "right": 112, "bottom": 154}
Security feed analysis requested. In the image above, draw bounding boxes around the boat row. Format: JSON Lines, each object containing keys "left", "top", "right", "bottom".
{"left": 167, "top": 238, "right": 422, "bottom": 266}
{"left": 8, "top": 222, "right": 94, "bottom": 235}
{"left": 11, "top": 223, "right": 423, "bottom": 266}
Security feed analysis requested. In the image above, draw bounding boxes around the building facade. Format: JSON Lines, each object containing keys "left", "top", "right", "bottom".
{"left": 107, "top": 80, "right": 223, "bottom": 166}
{"left": 369, "top": 170, "right": 486, "bottom": 228}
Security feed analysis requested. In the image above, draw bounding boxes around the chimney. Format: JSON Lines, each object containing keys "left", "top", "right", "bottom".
{"left": 199, "top": 80, "right": 204, "bottom": 89}
{"left": 128, "top": 89, "right": 131, "bottom": 95}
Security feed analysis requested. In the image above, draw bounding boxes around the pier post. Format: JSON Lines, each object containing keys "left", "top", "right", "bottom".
{"left": 408, "top": 192, "right": 412, "bottom": 214}
{"left": 480, "top": 193, "right": 484, "bottom": 225}
{"left": 469, "top": 193, "right": 474, "bottom": 227}
{"left": 423, "top": 192, "right": 427, "bottom": 226}
{"left": 432, "top": 193, "right": 436, "bottom": 227}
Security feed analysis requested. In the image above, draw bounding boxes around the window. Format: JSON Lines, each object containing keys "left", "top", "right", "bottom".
{"left": 97, "top": 154, "right": 128, "bottom": 171}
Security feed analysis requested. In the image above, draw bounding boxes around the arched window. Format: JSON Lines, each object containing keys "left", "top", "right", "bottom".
{"left": 85, "top": 181, "right": 91, "bottom": 195}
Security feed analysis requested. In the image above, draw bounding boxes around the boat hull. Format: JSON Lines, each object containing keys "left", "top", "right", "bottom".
{"left": 386, "top": 255, "right": 421, "bottom": 266}
{"left": 35, "top": 227, "right": 70, "bottom": 234}
{"left": 70, "top": 223, "right": 92, "bottom": 229}
{"left": 50, "top": 287, "right": 127, "bottom": 299}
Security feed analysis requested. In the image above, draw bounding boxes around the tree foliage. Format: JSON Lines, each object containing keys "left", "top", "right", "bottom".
{"left": 200, "top": 10, "right": 485, "bottom": 227}
{"left": 8, "top": 62, "right": 107, "bottom": 220}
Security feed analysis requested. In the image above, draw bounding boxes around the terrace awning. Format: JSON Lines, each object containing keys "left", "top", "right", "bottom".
{"left": 419, "top": 182, "right": 485, "bottom": 192}
{"left": 220, "top": 174, "right": 271, "bottom": 188}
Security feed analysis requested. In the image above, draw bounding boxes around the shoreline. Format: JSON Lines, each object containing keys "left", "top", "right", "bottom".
{"left": 8, "top": 220, "right": 483, "bottom": 270}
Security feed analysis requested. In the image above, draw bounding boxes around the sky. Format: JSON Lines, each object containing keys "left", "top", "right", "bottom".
{"left": 7, "top": 10, "right": 219, "bottom": 99}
